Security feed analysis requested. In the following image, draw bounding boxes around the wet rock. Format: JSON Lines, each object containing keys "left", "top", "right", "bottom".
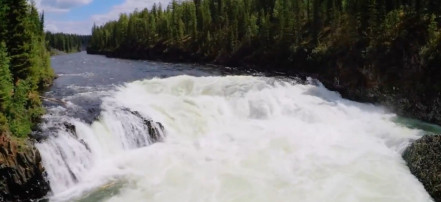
{"left": 62, "top": 122, "right": 91, "bottom": 152}
{"left": 63, "top": 122, "right": 77, "bottom": 138}
{"left": 403, "top": 135, "right": 441, "bottom": 201}
{"left": 145, "top": 120, "right": 164, "bottom": 143}
{"left": 124, "top": 108, "right": 165, "bottom": 143}
{"left": 0, "top": 134, "right": 50, "bottom": 201}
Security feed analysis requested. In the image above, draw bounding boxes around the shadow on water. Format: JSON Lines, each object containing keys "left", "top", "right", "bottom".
{"left": 302, "top": 78, "right": 441, "bottom": 135}
{"left": 393, "top": 116, "right": 441, "bottom": 135}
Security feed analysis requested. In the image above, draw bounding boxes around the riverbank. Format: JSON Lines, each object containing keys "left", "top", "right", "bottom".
{"left": 87, "top": 24, "right": 441, "bottom": 127}
{"left": 86, "top": 1, "right": 441, "bottom": 126}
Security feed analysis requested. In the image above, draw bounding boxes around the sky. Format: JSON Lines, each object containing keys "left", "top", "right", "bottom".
{"left": 34, "top": 0, "right": 173, "bottom": 35}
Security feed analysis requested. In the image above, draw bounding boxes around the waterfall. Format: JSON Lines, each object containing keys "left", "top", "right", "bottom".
{"left": 37, "top": 75, "right": 433, "bottom": 202}
{"left": 36, "top": 99, "right": 165, "bottom": 198}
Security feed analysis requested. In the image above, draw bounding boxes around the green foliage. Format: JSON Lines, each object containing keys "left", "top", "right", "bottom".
{"left": 0, "top": 0, "right": 7, "bottom": 41}
{"left": 0, "top": 43, "right": 13, "bottom": 135}
{"left": 9, "top": 79, "right": 32, "bottom": 137}
{"left": 87, "top": 0, "right": 440, "bottom": 75}
{"left": 86, "top": 0, "right": 434, "bottom": 59}
{"left": 46, "top": 32, "right": 91, "bottom": 53}
{"left": 0, "top": 43, "right": 13, "bottom": 112}
{"left": 0, "top": 112, "right": 9, "bottom": 134}
{"left": 0, "top": 0, "right": 54, "bottom": 138}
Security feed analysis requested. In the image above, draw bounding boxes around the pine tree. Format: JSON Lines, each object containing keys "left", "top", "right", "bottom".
{"left": 40, "top": 12, "right": 45, "bottom": 32}
{"left": 5, "top": 0, "right": 33, "bottom": 80}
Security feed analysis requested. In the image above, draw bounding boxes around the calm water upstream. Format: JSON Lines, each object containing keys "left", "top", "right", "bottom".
{"left": 36, "top": 52, "right": 434, "bottom": 202}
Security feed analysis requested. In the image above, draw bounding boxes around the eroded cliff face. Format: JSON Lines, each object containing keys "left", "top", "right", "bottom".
{"left": 0, "top": 134, "right": 50, "bottom": 201}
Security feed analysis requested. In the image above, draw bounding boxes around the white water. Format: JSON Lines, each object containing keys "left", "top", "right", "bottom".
{"left": 37, "top": 75, "right": 432, "bottom": 202}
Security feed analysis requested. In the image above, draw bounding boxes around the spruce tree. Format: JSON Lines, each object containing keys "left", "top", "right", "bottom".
{"left": 5, "top": 0, "right": 32, "bottom": 80}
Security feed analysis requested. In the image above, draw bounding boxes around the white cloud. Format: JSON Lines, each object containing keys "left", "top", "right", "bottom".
{"left": 32, "top": 0, "right": 94, "bottom": 34}
{"left": 34, "top": 0, "right": 93, "bottom": 13}
{"left": 92, "top": 0, "right": 173, "bottom": 26}
{"left": 39, "top": 0, "right": 173, "bottom": 34}
{"left": 42, "top": 0, "right": 93, "bottom": 9}
{"left": 45, "top": 20, "right": 93, "bottom": 35}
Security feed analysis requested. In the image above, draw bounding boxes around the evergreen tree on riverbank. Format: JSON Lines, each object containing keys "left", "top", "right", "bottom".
{"left": 46, "top": 32, "right": 91, "bottom": 53}
{"left": 0, "top": 0, "right": 54, "bottom": 137}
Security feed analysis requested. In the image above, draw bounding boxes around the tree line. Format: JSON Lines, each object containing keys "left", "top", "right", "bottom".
{"left": 88, "top": 0, "right": 441, "bottom": 124}
{"left": 86, "top": 0, "right": 441, "bottom": 91}
{"left": 0, "top": 0, "right": 54, "bottom": 138}
{"left": 87, "top": 0, "right": 441, "bottom": 62}
{"left": 46, "top": 32, "right": 90, "bottom": 53}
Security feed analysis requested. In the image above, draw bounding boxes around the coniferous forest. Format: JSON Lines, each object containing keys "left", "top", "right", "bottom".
{"left": 0, "top": 0, "right": 54, "bottom": 138}
{"left": 88, "top": 0, "right": 441, "bottom": 125}
{"left": 0, "top": 0, "right": 440, "bottom": 201}
{"left": 46, "top": 32, "right": 90, "bottom": 54}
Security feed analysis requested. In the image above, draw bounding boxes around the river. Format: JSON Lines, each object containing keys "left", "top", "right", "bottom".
{"left": 36, "top": 52, "right": 434, "bottom": 201}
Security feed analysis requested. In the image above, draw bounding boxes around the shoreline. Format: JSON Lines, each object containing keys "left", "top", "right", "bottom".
{"left": 87, "top": 49, "right": 441, "bottom": 127}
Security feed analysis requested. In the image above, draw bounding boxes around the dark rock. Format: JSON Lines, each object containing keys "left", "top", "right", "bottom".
{"left": 0, "top": 134, "right": 50, "bottom": 201}
{"left": 30, "top": 128, "right": 45, "bottom": 143}
{"left": 63, "top": 122, "right": 77, "bottom": 138}
{"left": 123, "top": 108, "right": 165, "bottom": 143}
{"left": 145, "top": 120, "right": 164, "bottom": 143}
{"left": 403, "top": 135, "right": 441, "bottom": 201}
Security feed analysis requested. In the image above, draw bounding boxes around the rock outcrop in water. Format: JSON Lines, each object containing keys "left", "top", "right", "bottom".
{"left": 403, "top": 135, "right": 441, "bottom": 201}
{"left": 0, "top": 134, "right": 50, "bottom": 201}
{"left": 125, "top": 109, "right": 165, "bottom": 143}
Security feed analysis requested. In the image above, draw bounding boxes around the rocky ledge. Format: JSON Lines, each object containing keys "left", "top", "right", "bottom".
{"left": 403, "top": 135, "right": 441, "bottom": 201}
{"left": 0, "top": 134, "right": 50, "bottom": 201}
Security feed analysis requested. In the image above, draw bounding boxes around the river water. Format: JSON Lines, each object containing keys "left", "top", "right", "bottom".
{"left": 36, "top": 52, "right": 434, "bottom": 202}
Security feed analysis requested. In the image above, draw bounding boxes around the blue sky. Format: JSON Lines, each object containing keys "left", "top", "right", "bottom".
{"left": 35, "top": 0, "right": 172, "bottom": 35}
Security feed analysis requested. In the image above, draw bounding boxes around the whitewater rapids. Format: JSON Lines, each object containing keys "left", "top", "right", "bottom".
{"left": 37, "top": 75, "right": 432, "bottom": 202}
